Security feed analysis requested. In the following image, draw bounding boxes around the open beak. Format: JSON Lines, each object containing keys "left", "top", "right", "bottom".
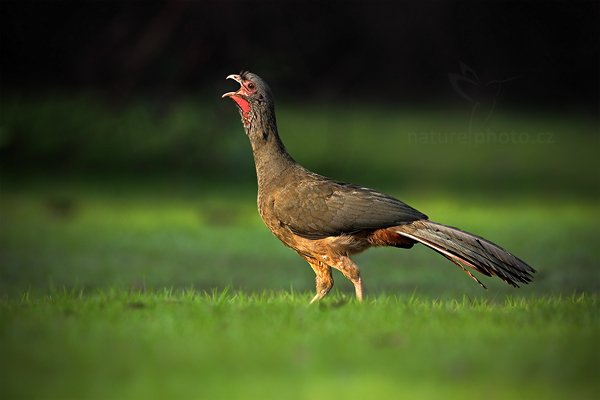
{"left": 222, "top": 74, "right": 243, "bottom": 98}
{"left": 222, "top": 73, "right": 252, "bottom": 115}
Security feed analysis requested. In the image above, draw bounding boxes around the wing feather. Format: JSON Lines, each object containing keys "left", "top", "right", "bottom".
{"left": 273, "top": 177, "right": 427, "bottom": 239}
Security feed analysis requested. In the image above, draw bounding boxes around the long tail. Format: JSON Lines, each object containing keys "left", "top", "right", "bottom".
{"left": 394, "top": 220, "right": 535, "bottom": 288}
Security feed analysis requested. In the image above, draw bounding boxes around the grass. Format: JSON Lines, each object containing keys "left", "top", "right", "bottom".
{"left": 1, "top": 178, "right": 599, "bottom": 399}
{"left": 0, "top": 100, "right": 599, "bottom": 398}
{"left": 1, "top": 291, "right": 598, "bottom": 400}
{"left": 1, "top": 177, "right": 598, "bottom": 297}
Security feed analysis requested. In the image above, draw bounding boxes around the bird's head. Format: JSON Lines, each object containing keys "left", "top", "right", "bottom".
{"left": 222, "top": 71, "right": 274, "bottom": 129}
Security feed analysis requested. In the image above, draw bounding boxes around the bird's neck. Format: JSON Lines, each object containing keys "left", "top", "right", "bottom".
{"left": 245, "top": 107, "right": 296, "bottom": 190}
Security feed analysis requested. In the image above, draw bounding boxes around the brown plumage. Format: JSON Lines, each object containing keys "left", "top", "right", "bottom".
{"left": 222, "top": 71, "right": 535, "bottom": 303}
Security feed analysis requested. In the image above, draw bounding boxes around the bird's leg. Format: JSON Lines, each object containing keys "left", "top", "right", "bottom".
{"left": 354, "top": 277, "right": 363, "bottom": 302}
{"left": 303, "top": 257, "right": 334, "bottom": 304}
{"left": 331, "top": 256, "right": 363, "bottom": 302}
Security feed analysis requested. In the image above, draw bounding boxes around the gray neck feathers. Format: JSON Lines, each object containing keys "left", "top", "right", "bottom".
{"left": 244, "top": 103, "right": 295, "bottom": 189}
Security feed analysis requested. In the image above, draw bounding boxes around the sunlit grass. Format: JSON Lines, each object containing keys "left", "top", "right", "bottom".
{"left": 1, "top": 180, "right": 598, "bottom": 298}
{"left": 1, "top": 290, "right": 598, "bottom": 400}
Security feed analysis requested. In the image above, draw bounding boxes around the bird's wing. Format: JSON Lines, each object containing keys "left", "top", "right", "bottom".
{"left": 273, "top": 177, "right": 428, "bottom": 239}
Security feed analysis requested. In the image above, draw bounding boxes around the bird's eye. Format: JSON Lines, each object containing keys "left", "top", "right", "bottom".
{"left": 247, "top": 82, "right": 255, "bottom": 90}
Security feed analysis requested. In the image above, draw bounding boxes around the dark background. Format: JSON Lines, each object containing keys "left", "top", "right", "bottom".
{"left": 1, "top": 0, "right": 597, "bottom": 177}
{"left": 1, "top": 0, "right": 598, "bottom": 110}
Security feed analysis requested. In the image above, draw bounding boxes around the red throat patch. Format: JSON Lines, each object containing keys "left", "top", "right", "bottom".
{"left": 231, "top": 95, "right": 251, "bottom": 116}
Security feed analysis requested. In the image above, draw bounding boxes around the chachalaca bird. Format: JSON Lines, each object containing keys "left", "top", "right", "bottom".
{"left": 222, "top": 71, "right": 535, "bottom": 303}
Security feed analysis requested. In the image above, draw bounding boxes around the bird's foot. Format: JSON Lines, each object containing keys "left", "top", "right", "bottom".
{"left": 309, "top": 289, "right": 331, "bottom": 304}
{"left": 309, "top": 294, "right": 321, "bottom": 304}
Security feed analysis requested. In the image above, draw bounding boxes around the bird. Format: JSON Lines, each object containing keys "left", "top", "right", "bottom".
{"left": 222, "top": 71, "right": 535, "bottom": 303}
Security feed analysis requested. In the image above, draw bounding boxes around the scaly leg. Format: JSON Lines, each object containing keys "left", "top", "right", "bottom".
{"left": 331, "top": 256, "right": 363, "bottom": 302}
{"left": 302, "top": 256, "right": 334, "bottom": 304}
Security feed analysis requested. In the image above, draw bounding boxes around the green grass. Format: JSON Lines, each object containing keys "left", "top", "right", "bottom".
{"left": 1, "top": 291, "right": 598, "bottom": 400}
{"left": 1, "top": 178, "right": 599, "bottom": 399}
{"left": 1, "top": 179, "right": 598, "bottom": 297}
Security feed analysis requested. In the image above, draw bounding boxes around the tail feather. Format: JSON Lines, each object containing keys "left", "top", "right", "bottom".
{"left": 395, "top": 220, "right": 535, "bottom": 287}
